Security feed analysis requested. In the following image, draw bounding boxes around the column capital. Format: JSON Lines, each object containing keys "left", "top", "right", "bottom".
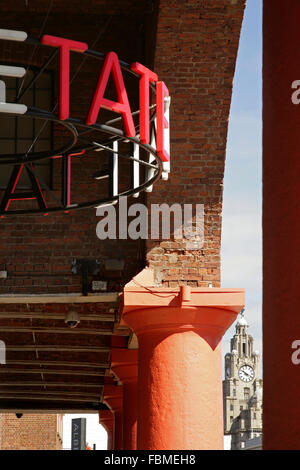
{"left": 99, "top": 409, "right": 114, "bottom": 433}
{"left": 121, "top": 269, "right": 245, "bottom": 347}
{"left": 99, "top": 409, "right": 114, "bottom": 425}
{"left": 103, "top": 384, "right": 123, "bottom": 413}
{"left": 111, "top": 348, "right": 138, "bottom": 383}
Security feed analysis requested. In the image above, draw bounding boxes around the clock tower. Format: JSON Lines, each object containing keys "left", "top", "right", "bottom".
{"left": 223, "top": 311, "right": 263, "bottom": 449}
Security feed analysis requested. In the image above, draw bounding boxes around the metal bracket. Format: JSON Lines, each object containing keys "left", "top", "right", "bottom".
{"left": 71, "top": 259, "right": 100, "bottom": 296}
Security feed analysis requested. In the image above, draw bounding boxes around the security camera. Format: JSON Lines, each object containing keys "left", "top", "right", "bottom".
{"left": 16, "top": 413, "right": 23, "bottom": 419}
{"left": 65, "top": 309, "right": 80, "bottom": 328}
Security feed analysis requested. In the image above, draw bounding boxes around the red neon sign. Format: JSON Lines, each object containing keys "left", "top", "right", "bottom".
{"left": 40, "top": 34, "right": 169, "bottom": 156}
{"left": 131, "top": 62, "right": 158, "bottom": 145}
{"left": 156, "top": 81, "right": 170, "bottom": 163}
{"left": 0, "top": 31, "right": 171, "bottom": 215}
{"left": 87, "top": 51, "right": 135, "bottom": 137}
{"left": 41, "top": 35, "right": 88, "bottom": 120}
{"left": 0, "top": 163, "right": 47, "bottom": 213}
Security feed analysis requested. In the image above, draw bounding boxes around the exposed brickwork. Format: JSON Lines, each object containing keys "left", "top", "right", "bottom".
{"left": 0, "top": 414, "right": 63, "bottom": 450}
{"left": 0, "top": 0, "right": 246, "bottom": 294}
{"left": 147, "top": 0, "right": 246, "bottom": 287}
{"left": 0, "top": 1, "right": 151, "bottom": 294}
{"left": 0, "top": 0, "right": 246, "bottom": 444}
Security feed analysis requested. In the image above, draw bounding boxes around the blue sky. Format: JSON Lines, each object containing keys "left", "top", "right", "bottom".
{"left": 222, "top": 0, "right": 262, "bottom": 355}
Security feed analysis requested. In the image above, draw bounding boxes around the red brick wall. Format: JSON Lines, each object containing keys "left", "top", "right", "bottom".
{"left": 146, "top": 0, "right": 246, "bottom": 287}
{"left": 0, "top": 413, "right": 62, "bottom": 450}
{"left": 0, "top": 0, "right": 246, "bottom": 450}
{"left": 0, "top": 0, "right": 246, "bottom": 294}
{"left": 0, "top": 1, "right": 151, "bottom": 294}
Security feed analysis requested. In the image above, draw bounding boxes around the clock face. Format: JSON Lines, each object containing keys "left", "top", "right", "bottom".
{"left": 239, "top": 365, "right": 254, "bottom": 382}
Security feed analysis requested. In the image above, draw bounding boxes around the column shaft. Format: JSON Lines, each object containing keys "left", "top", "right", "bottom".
{"left": 137, "top": 326, "right": 223, "bottom": 450}
{"left": 103, "top": 386, "right": 123, "bottom": 450}
{"left": 121, "top": 272, "right": 244, "bottom": 450}
{"left": 99, "top": 410, "right": 114, "bottom": 450}
{"left": 111, "top": 349, "right": 138, "bottom": 450}
{"left": 114, "top": 410, "right": 123, "bottom": 451}
{"left": 263, "top": 0, "right": 300, "bottom": 449}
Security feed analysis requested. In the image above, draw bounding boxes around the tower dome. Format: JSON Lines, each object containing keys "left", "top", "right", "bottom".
{"left": 237, "top": 316, "right": 248, "bottom": 326}
{"left": 236, "top": 308, "right": 248, "bottom": 327}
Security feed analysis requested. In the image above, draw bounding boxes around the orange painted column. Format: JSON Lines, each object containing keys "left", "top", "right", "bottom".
{"left": 111, "top": 349, "right": 138, "bottom": 450}
{"left": 121, "top": 269, "right": 244, "bottom": 450}
{"left": 99, "top": 409, "right": 114, "bottom": 450}
{"left": 263, "top": 0, "right": 300, "bottom": 449}
{"left": 103, "top": 384, "right": 123, "bottom": 450}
